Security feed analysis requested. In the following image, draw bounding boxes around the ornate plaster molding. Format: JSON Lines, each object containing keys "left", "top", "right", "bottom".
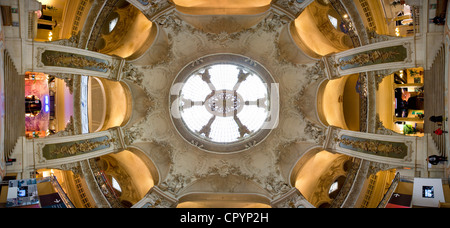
{"left": 78, "top": 3, "right": 389, "bottom": 207}
{"left": 271, "top": 187, "right": 314, "bottom": 208}
{"left": 272, "top": 0, "right": 312, "bottom": 19}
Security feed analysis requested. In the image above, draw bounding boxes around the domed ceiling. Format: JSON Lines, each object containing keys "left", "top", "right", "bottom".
{"left": 80, "top": 0, "right": 363, "bottom": 207}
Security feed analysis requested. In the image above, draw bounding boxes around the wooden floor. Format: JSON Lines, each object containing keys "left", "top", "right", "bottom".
{"left": 3, "top": 50, "right": 25, "bottom": 159}
{"left": 424, "top": 44, "right": 447, "bottom": 156}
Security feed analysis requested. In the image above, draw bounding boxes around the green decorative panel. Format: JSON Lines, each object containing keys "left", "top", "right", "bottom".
{"left": 337, "top": 45, "right": 407, "bottom": 70}
{"left": 41, "top": 50, "right": 110, "bottom": 72}
{"left": 42, "top": 136, "right": 113, "bottom": 159}
{"left": 336, "top": 135, "right": 408, "bottom": 159}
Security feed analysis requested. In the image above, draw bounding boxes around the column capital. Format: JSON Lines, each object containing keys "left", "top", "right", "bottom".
{"left": 130, "top": 0, "right": 174, "bottom": 21}
{"left": 272, "top": 0, "right": 313, "bottom": 19}
{"left": 133, "top": 186, "right": 178, "bottom": 208}
{"left": 270, "top": 187, "right": 314, "bottom": 208}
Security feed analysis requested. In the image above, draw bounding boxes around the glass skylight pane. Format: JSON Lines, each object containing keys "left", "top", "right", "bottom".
{"left": 328, "top": 15, "right": 338, "bottom": 29}
{"left": 209, "top": 64, "right": 239, "bottom": 90}
{"left": 237, "top": 75, "right": 267, "bottom": 101}
{"left": 329, "top": 181, "right": 338, "bottom": 194}
{"left": 182, "top": 106, "right": 212, "bottom": 132}
{"left": 209, "top": 116, "right": 239, "bottom": 142}
{"left": 181, "top": 74, "right": 212, "bottom": 101}
{"left": 109, "top": 17, "right": 119, "bottom": 32}
{"left": 237, "top": 106, "right": 267, "bottom": 131}
{"left": 111, "top": 177, "right": 122, "bottom": 192}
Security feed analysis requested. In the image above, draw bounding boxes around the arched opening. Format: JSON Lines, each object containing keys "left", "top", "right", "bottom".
{"left": 32, "top": 0, "right": 93, "bottom": 42}
{"left": 291, "top": 150, "right": 353, "bottom": 207}
{"left": 177, "top": 193, "right": 271, "bottom": 208}
{"left": 94, "top": 1, "right": 157, "bottom": 60}
{"left": 24, "top": 72, "right": 74, "bottom": 138}
{"left": 96, "top": 149, "right": 157, "bottom": 207}
{"left": 290, "top": 1, "right": 353, "bottom": 58}
{"left": 87, "top": 77, "right": 106, "bottom": 132}
{"left": 175, "top": 173, "right": 273, "bottom": 208}
{"left": 377, "top": 68, "right": 424, "bottom": 135}
{"left": 35, "top": 168, "right": 96, "bottom": 208}
{"left": 328, "top": 175, "right": 346, "bottom": 199}
{"left": 172, "top": 0, "right": 271, "bottom": 15}
{"left": 355, "top": 169, "right": 397, "bottom": 208}
{"left": 88, "top": 77, "right": 132, "bottom": 132}
{"left": 317, "top": 74, "right": 360, "bottom": 131}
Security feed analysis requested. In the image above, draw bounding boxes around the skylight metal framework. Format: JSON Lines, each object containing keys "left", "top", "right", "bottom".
{"left": 179, "top": 64, "right": 269, "bottom": 143}
{"left": 170, "top": 54, "right": 277, "bottom": 153}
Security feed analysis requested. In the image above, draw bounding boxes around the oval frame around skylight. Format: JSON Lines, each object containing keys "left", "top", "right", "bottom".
{"left": 169, "top": 54, "right": 278, "bottom": 153}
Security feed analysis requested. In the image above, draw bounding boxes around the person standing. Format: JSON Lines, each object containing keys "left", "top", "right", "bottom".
{"left": 427, "top": 155, "right": 447, "bottom": 165}
{"left": 429, "top": 115, "right": 446, "bottom": 124}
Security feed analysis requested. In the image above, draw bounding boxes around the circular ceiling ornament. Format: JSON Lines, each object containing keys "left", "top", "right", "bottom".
{"left": 170, "top": 54, "right": 278, "bottom": 153}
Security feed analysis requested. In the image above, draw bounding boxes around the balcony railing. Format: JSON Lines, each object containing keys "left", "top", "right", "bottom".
{"left": 88, "top": 158, "right": 123, "bottom": 208}
{"left": 48, "top": 175, "right": 76, "bottom": 208}
{"left": 376, "top": 172, "right": 401, "bottom": 208}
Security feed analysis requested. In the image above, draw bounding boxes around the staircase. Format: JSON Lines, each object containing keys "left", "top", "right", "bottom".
{"left": 424, "top": 44, "right": 446, "bottom": 156}
{"left": 3, "top": 50, "right": 25, "bottom": 159}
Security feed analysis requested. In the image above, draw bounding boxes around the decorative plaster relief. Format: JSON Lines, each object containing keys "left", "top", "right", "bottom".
{"left": 273, "top": 0, "right": 311, "bottom": 18}
{"left": 142, "top": 0, "right": 173, "bottom": 21}
{"left": 42, "top": 136, "right": 113, "bottom": 160}
{"left": 335, "top": 135, "right": 408, "bottom": 159}
{"left": 337, "top": 46, "right": 407, "bottom": 70}
{"left": 41, "top": 50, "right": 111, "bottom": 72}
{"left": 123, "top": 9, "right": 326, "bottom": 199}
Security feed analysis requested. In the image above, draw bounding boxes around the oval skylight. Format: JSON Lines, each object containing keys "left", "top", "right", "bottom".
{"left": 178, "top": 64, "right": 269, "bottom": 143}
{"left": 169, "top": 54, "right": 277, "bottom": 153}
